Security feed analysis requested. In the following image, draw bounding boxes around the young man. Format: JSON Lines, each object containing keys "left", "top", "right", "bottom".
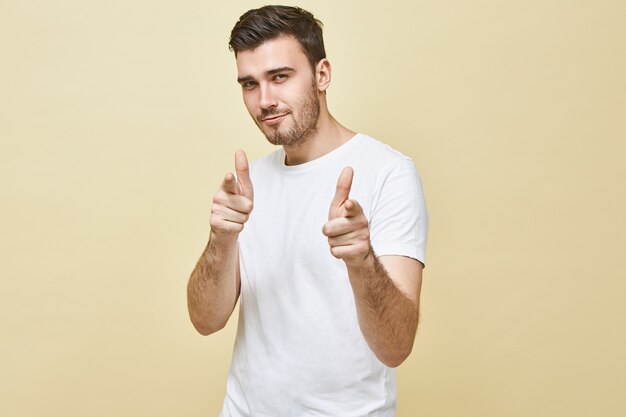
{"left": 187, "top": 5, "right": 428, "bottom": 416}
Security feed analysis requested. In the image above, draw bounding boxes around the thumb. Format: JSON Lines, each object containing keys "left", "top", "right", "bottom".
{"left": 235, "top": 149, "right": 254, "bottom": 200}
{"left": 343, "top": 199, "right": 363, "bottom": 218}
{"left": 330, "top": 167, "right": 354, "bottom": 211}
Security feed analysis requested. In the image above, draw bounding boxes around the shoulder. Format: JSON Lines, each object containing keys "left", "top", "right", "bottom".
{"left": 352, "top": 134, "right": 416, "bottom": 172}
{"left": 352, "top": 134, "right": 408, "bottom": 163}
{"left": 348, "top": 134, "right": 420, "bottom": 187}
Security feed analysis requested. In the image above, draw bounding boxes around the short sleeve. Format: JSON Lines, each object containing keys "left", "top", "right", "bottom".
{"left": 368, "top": 157, "right": 429, "bottom": 266}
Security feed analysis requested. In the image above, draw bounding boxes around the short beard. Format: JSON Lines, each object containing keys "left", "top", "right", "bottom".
{"left": 258, "top": 82, "right": 320, "bottom": 147}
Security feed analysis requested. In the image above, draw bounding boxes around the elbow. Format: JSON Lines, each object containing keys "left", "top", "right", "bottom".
{"left": 187, "top": 292, "right": 231, "bottom": 336}
{"left": 193, "top": 324, "right": 214, "bottom": 336}
{"left": 376, "top": 342, "right": 414, "bottom": 368}
{"left": 189, "top": 314, "right": 227, "bottom": 336}
{"left": 192, "top": 321, "right": 225, "bottom": 336}
{"left": 378, "top": 350, "right": 411, "bottom": 368}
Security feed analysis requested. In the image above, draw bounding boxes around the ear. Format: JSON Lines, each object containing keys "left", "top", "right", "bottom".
{"left": 315, "top": 58, "right": 332, "bottom": 92}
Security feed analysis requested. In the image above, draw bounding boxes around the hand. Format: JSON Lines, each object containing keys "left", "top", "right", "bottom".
{"left": 322, "top": 167, "right": 373, "bottom": 267}
{"left": 210, "top": 150, "right": 254, "bottom": 238}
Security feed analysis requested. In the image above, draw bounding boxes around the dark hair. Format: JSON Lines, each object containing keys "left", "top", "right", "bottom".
{"left": 229, "top": 5, "right": 326, "bottom": 69}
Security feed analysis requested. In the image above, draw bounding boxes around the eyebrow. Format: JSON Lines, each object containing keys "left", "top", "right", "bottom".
{"left": 237, "top": 66, "right": 296, "bottom": 84}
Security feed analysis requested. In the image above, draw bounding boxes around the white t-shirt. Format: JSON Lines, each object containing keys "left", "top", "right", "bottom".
{"left": 220, "top": 134, "right": 428, "bottom": 417}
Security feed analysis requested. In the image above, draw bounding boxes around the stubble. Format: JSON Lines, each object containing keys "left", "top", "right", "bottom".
{"left": 257, "top": 81, "right": 320, "bottom": 147}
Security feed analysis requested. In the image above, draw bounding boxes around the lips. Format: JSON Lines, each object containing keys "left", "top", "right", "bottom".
{"left": 260, "top": 113, "right": 288, "bottom": 126}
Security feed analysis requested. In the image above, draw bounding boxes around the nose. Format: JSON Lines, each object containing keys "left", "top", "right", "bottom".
{"left": 259, "top": 83, "right": 278, "bottom": 110}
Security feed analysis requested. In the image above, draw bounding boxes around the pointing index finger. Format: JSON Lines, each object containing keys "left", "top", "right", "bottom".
{"left": 331, "top": 166, "right": 354, "bottom": 208}
{"left": 235, "top": 149, "right": 254, "bottom": 200}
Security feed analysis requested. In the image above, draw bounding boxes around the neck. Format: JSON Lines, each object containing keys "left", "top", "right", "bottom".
{"left": 283, "top": 103, "right": 356, "bottom": 166}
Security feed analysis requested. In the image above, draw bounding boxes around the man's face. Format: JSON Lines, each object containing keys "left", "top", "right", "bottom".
{"left": 236, "top": 36, "right": 320, "bottom": 146}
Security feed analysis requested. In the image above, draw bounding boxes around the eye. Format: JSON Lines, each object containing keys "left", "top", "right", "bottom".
{"left": 273, "top": 73, "right": 289, "bottom": 83}
{"left": 241, "top": 81, "right": 257, "bottom": 91}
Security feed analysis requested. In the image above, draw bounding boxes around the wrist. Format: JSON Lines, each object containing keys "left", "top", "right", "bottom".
{"left": 209, "top": 230, "right": 239, "bottom": 248}
{"left": 345, "top": 245, "right": 376, "bottom": 271}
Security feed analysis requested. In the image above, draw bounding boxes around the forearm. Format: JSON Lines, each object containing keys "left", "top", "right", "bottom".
{"left": 187, "top": 233, "right": 239, "bottom": 335}
{"left": 347, "top": 252, "right": 419, "bottom": 368}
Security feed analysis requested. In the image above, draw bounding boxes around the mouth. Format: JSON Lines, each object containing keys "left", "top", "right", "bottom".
{"left": 260, "top": 113, "right": 288, "bottom": 126}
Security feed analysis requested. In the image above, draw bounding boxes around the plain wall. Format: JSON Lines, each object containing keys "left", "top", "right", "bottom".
{"left": 1, "top": 0, "right": 625, "bottom": 416}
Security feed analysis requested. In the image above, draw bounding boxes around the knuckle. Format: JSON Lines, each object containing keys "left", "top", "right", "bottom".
{"left": 359, "top": 242, "right": 370, "bottom": 253}
{"left": 213, "top": 193, "right": 226, "bottom": 205}
{"left": 210, "top": 221, "right": 226, "bottom": 234}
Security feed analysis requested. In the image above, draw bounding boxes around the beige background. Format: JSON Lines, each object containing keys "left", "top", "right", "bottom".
{"left": 1, "top": 0, "right": 625, "bottom": 416}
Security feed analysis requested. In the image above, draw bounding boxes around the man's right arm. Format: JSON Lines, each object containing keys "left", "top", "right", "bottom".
{"left": 187, "top": 150, "right": 254, "bottom": 335}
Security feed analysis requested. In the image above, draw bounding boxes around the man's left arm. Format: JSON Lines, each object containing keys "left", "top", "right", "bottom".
{"left": 346, "top": 252, "right": 422, "bottom": 368}
{"left": 323, "top": 166, "right": 425, "bottom": 368}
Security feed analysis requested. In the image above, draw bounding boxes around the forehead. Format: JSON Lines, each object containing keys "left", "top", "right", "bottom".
{"left": 236, "top": 35, "right": 310, "bottom": 77}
